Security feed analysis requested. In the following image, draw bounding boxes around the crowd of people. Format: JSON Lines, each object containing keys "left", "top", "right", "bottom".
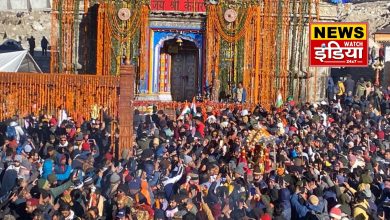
{"left": 0, "top": 76, "right": 390, "bottom": 220}
{"left": 327, "top": 74, "right": 390, "bottom": 114}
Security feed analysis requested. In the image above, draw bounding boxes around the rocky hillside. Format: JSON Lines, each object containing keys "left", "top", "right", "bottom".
{"left": 339, "top": 1, "right": 390, "bottom": 37}
{"left": 0, "top": 11, "right": 51, "bottom": 50}
{"left": 1, "top": 1, "right": 389, "bottom": 50}
{"left": 319, "top": 0, "right": 390, "bottom": 48}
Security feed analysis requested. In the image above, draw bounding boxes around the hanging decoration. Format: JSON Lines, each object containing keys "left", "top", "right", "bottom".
{"left": 0, "top": 73, "right": 119, "bottom": 121}
{"left": 50, "top": 0, "right": 60, "bottom": 73}
{"left": 224, "top": 9, "right": 238, "bottom": 23}
{"left": 288, "top": 0, "right": 298, "bottom": 96}
{"left": 206, "top": 0, "right": 318, "bottom": 109}
{"left": 96, "top": 0, "right": 149, "bottom": 76}
{"left": 51, "top": 0, "right": 77, "bottom": 73}
{"left": 275, "top": 0, "right": 284, "bottom": 91}
{"left": 206, "top": 2, "right": 256, "bottom": 95}
{"left": 280, "top": 0, "right": 291, "bottom": 100}
{"left": 118, "top": 8, "right": 131, "bottom": 21}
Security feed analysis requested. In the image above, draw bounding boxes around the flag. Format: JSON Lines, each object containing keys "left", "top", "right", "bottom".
{"left": 179, "top": 105, "right": 191, "bottom": 119}
{"left": 201, "top": 105, "right": 207, "bottom": 122}
{"left": 191, "top": 97, "right": 197, "bottom": 115}
{"left": 275, "top": 91, "right": 283, "bottom": 108}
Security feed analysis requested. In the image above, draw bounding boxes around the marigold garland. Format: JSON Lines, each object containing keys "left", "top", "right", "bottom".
{"left": 96, "top": 2, "right": 149, "bottom": 76}
{"left": 0, "top": 73, "right": 119, "bottom": 121}
{"left": 210, "top": 6, "right": 255, "bottom": 43}
{"left": 205, "top": 1, "right": 319, "bottom": 109}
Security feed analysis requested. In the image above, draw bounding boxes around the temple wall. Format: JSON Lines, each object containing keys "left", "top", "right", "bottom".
{"left": 1, "top": 1, "right": 389, "bottom": 103}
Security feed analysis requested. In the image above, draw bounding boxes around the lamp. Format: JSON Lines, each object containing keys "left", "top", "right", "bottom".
{"left": 372, "top": 59, "right": 384, "bottom": 86}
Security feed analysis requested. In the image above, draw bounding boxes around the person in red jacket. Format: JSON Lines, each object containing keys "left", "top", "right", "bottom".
{"left": 194, "top": 117, "right": 205, "bottom": 138}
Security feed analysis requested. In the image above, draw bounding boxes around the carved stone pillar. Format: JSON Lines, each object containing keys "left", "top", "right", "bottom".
{"left": 118, "top": 62, "right": 134, "bottom": 158}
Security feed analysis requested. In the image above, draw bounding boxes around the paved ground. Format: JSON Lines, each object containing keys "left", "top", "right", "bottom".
{"left": 30, "top": 49, "right": 50, "bottom": 73}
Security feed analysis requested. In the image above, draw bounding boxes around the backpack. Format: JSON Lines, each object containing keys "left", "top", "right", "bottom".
{"left": 354, "top": 204, "right": 377, "bottom": 220}
{"left": 16, "top": 145, "right": 24, "bottom": 154}
{"left": 309, "top": 210, "right": 330, "bottom": 220}
{"left": 5, "top": 125, "right": 16, "bottom": 139}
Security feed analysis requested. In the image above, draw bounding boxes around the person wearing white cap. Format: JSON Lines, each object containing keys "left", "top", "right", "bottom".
{"left": 207, "top": 115, "right": 217, "bottom": 124}
{"left": 241, "top": 109, "right": 249, "bottom": 117}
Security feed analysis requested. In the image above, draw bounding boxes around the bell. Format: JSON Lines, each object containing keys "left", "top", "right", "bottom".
{"left": 176, "top": 37, "right": 183, "bottom": 47}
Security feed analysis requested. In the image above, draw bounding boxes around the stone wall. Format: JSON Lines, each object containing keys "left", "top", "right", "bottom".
{"left": 341, "top": 1, "right": 390, "bottom": 37}
{"left": 0, "top": 0, "right": 51, "bottom": 11}
{"left": 0, "top": 11, "right": 51, "bottom": 50}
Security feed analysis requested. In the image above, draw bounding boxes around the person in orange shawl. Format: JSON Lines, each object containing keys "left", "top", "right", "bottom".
{"left": 133, "top": 171, "right": 154, "bottom": 206}
{"left": 139, "top": 179, "right": 152, "bottom": 205}
{"left": 132, "top": 172, "right": 155, "bottom": 218}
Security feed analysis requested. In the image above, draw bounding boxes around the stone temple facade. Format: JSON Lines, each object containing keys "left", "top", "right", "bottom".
{"left": 1, "top": 1, "right": 389, "bottom": 103}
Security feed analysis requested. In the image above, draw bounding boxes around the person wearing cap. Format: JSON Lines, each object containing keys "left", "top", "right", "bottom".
{"left": 353, "top": 191, "right": 372, "bottom": 220}
{"left": 115, "top": 207, "right": 127, "bottom": 220}
{"left": 21, "top": 136, "right": 35, "bottom": 155}
{"left": 104, "top": 171, "right": 121, "bottom": 200}
{"left": 329, "top": 204, "right": 349, "bottom": 220}
{"left": 6, "top": 76, "right": 390, "bottom": 220}
{"left": 54, "top": 154, "right": 70, "bottom": 176}
{"left": 46, "top": 145, "right": 58, "bottom": 161}
{"left": 81, "top": 142, "right": 91, "bottom": 153}
{"left": 25, "top": 198, "right": 39, "bottom": 214}
{"left": 37, "top": 174, "right": 76, "bottom": 202}
{"left": 152, "top": 137, "right": 160, "bottom": 150}
{"left": 291, "top": 185, "right": 327, "bottom": 220}
{"left": 74, "top": 133, "right": 84, "bottom": 151}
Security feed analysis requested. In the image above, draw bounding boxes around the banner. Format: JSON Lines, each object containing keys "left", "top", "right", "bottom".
{"left": 385, "top": 46, "right": 390, "bottom": 62}
{"left": 150, "top": 0, "right": 206, "bottom": 12}
{"left": 309, "top": 22, "right": 368, "bottom": 67}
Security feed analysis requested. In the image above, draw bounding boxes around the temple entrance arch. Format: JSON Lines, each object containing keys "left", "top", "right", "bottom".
{"left": 157, "top": 37, "right": 200, "bottom": 102}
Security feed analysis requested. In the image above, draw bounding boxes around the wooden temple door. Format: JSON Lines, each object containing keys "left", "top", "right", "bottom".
{"left": 170, "top": 51, "right": 198, "bottom": 102}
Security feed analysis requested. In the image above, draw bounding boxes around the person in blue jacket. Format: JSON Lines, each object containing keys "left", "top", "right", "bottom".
{"left": 42, "top": 158, "right": 72, "bottom": 181}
